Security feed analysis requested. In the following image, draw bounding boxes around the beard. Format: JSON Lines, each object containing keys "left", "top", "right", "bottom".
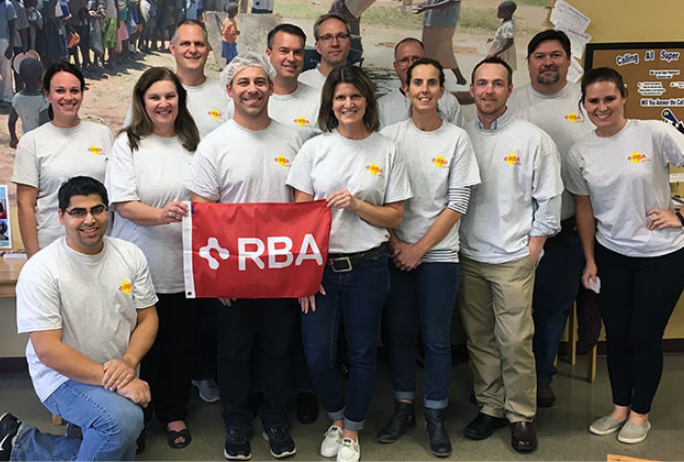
{"left": 536, "top": 67, "right": 560, "bottom": 86}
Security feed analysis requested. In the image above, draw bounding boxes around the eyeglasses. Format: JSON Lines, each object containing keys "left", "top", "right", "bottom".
{"left": 318, "top": 33, "right": 350, "bottom": 43}
{"left": 63, "top": 205, "right": 108, "bottom": 219}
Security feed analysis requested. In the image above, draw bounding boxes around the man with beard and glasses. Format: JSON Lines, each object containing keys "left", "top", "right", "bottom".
{"left": 507, "top": 30, "right": 594, "bottom": 409}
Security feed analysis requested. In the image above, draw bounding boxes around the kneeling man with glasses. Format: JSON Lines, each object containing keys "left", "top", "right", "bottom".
{"left": 0, "top": 176, "right": 159, "bottom": 462}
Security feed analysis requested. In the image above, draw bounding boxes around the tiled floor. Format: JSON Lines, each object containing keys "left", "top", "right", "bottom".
{"left": 1, "top": 354, "right": 683, "bottom": 461}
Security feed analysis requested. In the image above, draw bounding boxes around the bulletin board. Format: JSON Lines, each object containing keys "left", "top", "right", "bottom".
{"left": 585, "top": 42, "right": 684, "bottom": 133}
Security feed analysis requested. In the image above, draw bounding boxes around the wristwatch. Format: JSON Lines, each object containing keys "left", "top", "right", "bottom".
{"left": 676, "top": 209, "right": 684, "bottom": 227}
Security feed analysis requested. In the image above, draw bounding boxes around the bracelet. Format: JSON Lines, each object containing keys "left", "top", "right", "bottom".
{"left": 676, "top": 210, "right": 684, "bottom": 227}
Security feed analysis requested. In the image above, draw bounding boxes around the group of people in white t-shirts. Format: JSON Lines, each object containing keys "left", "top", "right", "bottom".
{"left": 2, "top": 17, "right": 684, "bottom": 462}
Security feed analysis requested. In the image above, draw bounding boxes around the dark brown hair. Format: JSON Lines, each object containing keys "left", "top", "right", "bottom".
{"left": 120, "top": 67, "right": 200, "bottom": 152}
{"left": 318, "top": 65, "right": 379, "bottom": 133}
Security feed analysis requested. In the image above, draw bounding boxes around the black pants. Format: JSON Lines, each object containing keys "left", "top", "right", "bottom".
{"left": 596, "top": 243, "right": 684, "bottom": 414}
{"left": 217, "top": 298, "right": 297, "bottom": 430}
{"left": 141, "top": 293, "right": 213, "bottom": 423}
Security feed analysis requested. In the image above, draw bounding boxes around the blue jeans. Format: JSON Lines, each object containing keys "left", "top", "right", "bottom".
{"left": 532, "top": 230, "right": 584, "bottom": 384}
{"left": 385, "top": 262, "right": 460, "bottom": 409}
{"left": 11, "top": 380, "right": 144, "bottom": 461}
{"left": 301, "top": 254, "right": 389, "bottom": 431}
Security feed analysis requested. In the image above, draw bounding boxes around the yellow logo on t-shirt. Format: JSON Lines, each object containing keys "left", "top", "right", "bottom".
{"left": 88, "top": 146, "right": 104, "bottom": 155}
{"left": 432, "top": 156, "right": 449, "bottom": 168}
{"left": 565, "top": 113, "right": 583, "bottom": 123}
{"left": 503, "top": 153, "right": 521, "bottom": 165}
{"left": 118, "top": 281, "right": 132, "bottom": 293}
{"left": 274, "top": 155, "right": 292, "bottom": 167}
{"left": 294, "top": 117, "right": 311, "bottom": 127}
{"left": 208, "top": 109, "right": 224, "bottom": 120}
{"left": 366, "top": 164, "right": 384, "bottom": 177}
{"left": 627, "top": 152, "right": 650, "bottom": 163}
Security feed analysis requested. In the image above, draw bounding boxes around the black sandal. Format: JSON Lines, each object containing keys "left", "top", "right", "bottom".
{"left": 167, "top": 427, "right": 192, "bottom": 449}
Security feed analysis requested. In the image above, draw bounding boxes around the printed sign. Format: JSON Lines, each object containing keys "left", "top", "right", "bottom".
{"left": 0, "top": 186, "right": 11, "bottom": 250}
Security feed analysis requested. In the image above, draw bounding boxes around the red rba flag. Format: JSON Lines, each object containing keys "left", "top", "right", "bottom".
{"left": 183, "top": 200, "right": 332, "bottom": 299}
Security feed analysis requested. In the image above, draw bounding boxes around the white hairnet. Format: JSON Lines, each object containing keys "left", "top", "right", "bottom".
{"left": 220, "top": 52, "right": 276, "bottom": 88}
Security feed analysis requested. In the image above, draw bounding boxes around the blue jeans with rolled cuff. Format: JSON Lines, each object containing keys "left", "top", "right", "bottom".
{"left": 385, "top": 262, "right": 460, "bottom": 409}
{"left": 301, "top": 253, "right": 389, "bottom": 431}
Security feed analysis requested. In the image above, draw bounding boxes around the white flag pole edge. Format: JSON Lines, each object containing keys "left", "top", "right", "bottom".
{"left": 182, "top": 200, "right": 196, "bottom": 298}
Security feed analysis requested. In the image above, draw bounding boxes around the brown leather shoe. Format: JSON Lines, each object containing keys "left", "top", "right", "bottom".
{"left": 510, "top": 421, "right": 537, "bottom": 453}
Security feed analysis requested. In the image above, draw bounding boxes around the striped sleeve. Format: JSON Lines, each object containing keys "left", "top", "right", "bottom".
{"left": 447, "top": 186, "right": 471, "bottom": 215}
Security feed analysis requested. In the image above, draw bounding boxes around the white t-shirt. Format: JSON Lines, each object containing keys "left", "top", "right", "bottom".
{"left": 11, "top": 92, "right": 49, "bottom": 134}
{"left": 488, "top": 19, "right": 516, "bottom": 71}
{"left": 508, "top": 83, "right": 594, "bottom": 220}
{"left": 106, "top": 133, "right": 194, "bottom": 293}
{"left": 287, "top": 130, "right": 413, "bottom": 254}
{"left": 16, "top": 237, "right": 158, "bottom": 402}
{"left": 460, "top": 111, "right": 563, "bottom": 264}
{"left": 565, "top": 119, "right": 684, "bottom": 257}
{"left": 268, "top": 83, "right": 321, "bottom": 141}
{"left": 381, "top": 119, "right": 480, "bottom": 262}
{"left": 12, "top": 121, "right": 113, "bottom": 249}
{"left": 378, "top": 87, "right": 464, "bottom": 129}
{"left": 186, "top": 119, "right": 302, "bottom": 203}
{"left": 123, "top": 78, "right": 233, "bottom": 139}
{"left": 298, "top": 67, "right": 327, "bottom": 91}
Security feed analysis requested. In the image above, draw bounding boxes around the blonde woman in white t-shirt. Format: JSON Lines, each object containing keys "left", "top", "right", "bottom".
{"left": 287, "top": 64, "right": 412, "bottom": 462}
{"left": 378, "top": 57, "right": 480, "bottom": 458}
{"left": 567, "top": 67, "right": 684, "bottom": 445}
{"left": 13, "top": 62, "right": 113, "bottom": 258}
{"left": 106, "top": 66, "right": 202, "bottom": 451}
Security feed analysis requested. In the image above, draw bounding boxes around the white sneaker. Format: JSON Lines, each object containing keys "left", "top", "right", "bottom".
{"left": 191, "top": 379, "right": 220, "bottom": 403}
{"left": 320, "top": 425, "right": 343, "bottom": 458}
{"left": 336, "top": 438, "right": 360, "bottom": 462}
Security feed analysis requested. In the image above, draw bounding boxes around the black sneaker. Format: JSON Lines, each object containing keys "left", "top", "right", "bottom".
{"left": 262, "top": 427, "right": 296, "bottom": 459}
{"left": 224, "top": 428, "right": 251, "bottom": 461}
{"left": 0, "top": 413, "right": 20, "bottom": 462}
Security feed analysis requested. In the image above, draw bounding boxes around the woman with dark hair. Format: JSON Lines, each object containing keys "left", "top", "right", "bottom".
{"left": 287, "top": 65, "right": 412, "bottom": 462}
{"left": 377, "top": 58, "right": 480, "bottom": 457}
{"left": 105, "top": 66, "right": 200, "bottom": 449}
{"left": 566, "top": 67, "right": 684, "bottom": 444}
{"left": 12, "top": 62, "right": 113, "bottom": 258}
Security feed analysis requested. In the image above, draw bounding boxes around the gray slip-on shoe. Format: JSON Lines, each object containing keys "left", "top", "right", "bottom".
{"left": 589, "top": 415, "right": 626, "bottom": 436}
{"left": 617, "top": 421, "right": 651, "bottom": 444}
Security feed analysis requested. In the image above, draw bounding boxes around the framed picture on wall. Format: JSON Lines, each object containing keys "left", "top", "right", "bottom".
{"left": 0, "top": 185, "right": 11, "bottom": 249}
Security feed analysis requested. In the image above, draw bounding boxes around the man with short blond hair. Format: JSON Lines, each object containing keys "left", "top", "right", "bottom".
{"left": 298, "top": 13, "right": 351, "bottom": 90}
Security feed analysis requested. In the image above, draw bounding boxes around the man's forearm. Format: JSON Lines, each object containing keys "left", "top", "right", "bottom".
{"left": 31, "top": 332, "right": 105, "bottom": 386}
{"left": 123, "top": 306, "right": 158, "bottom": 367}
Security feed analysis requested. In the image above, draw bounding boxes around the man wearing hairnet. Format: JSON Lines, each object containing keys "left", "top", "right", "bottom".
{"left": 185, "top": 52, "right": 304, "bottom": 461}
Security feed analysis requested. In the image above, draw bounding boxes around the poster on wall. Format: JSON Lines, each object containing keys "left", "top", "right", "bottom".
{"left": 585, "top": 42, "right": 684, "bottom": 133}
{"left": 0, "top": 185, "right": 11, "bottom": 249}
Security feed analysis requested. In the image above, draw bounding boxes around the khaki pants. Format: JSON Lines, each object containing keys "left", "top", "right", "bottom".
{"left": 459, "top": 255, "right": 537, "bottom": 422}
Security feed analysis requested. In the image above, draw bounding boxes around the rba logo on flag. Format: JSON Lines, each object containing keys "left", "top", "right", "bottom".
{"left": 199, "top": 235, "right": 323, "bottom": 271}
